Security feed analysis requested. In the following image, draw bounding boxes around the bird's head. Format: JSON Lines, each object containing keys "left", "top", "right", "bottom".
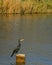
{"left": 20, "top": 39, "right": 24, "bottom": 42}
{"left": 18, "top": 38, "right": 24, "bottom": 43}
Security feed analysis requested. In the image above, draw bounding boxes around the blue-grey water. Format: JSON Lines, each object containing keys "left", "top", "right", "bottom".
{"left": 0, "top": 14, "right": 52, "bottom": 65}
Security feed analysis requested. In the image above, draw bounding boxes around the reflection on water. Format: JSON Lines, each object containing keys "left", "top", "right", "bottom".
{"left": 0, "top": 14, "right": 52, "bottom": 65}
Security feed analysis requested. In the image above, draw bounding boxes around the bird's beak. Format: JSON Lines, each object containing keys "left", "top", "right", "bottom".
{"left": 20, "top": 39, "right": 24, "bottom": 42}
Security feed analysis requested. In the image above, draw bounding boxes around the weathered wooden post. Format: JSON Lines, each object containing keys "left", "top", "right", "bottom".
{"left": 16, "top": 54, "right": 25, "bottom": 65}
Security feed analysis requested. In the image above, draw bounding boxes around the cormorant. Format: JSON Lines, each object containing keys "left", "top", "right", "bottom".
{"left": 11, "top": 39, "right": 24, "bottom": 57}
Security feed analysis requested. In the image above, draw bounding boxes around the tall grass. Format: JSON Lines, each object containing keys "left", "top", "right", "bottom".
{"left": 0, "top": 0, "right": 52, "bottom": 14}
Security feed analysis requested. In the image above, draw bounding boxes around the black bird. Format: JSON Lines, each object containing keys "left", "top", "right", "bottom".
{"left": 11, "top": 39, "right": 24, "bottom": 57}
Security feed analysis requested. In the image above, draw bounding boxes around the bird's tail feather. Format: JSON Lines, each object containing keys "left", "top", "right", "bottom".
{"left": 10, "top": 54, "right": 13, "bottom": 57}
{"left": 10, "top": 52, "right": 14, "bottom": 57}
{"left": 10, "top": 50, "right": 16, "bottom": 57}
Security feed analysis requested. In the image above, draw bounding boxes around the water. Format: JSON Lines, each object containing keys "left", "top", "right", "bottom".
{"left": 0, "top": 14, "right": 52, "bottom": 65}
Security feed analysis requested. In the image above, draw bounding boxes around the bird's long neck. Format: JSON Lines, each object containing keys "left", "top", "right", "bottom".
{"left": 18, "top": 41, "right": 21, "bottom": 47}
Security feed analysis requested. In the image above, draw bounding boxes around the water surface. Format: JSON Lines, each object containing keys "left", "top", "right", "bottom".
{"left": 0, "top": 14, "right": 52, "bottom": 65}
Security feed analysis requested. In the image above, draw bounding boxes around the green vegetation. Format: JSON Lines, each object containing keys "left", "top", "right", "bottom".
{"left": 0, "top": 0, "right": 52, "bottom": 14}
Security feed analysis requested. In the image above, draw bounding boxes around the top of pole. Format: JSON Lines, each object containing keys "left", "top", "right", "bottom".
{"left": 16, "top": 54, "right": 25, "bottom": 57}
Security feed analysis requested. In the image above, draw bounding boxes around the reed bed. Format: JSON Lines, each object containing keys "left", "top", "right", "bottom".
{"left": 0, "top": 0, "right": 52, "bottom": 14}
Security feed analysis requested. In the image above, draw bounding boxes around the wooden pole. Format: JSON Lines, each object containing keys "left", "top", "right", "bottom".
{"left": 16, "top": 54, "right": 25, "bottom": 65}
